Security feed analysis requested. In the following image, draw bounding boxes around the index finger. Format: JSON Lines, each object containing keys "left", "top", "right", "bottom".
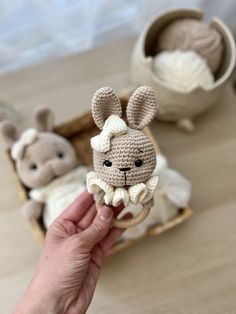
{"left": 58, "top": 189, "right": 94, "bottom": 223}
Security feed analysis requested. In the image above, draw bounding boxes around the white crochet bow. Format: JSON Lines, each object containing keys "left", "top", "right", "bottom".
{"left": 11, "top": 128, "right": 38, "bottom": 160}
{"left": 91, "top": 115, "right": 127, "bottom": 153}
{"left": 87, "top": 171, "right": 158, "bottom": 207}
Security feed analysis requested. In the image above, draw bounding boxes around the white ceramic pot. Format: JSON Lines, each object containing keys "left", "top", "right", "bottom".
{"left": 131, "top": 9, "right": 236, "bottom": 132}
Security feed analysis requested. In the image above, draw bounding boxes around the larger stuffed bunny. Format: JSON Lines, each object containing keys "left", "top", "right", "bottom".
{"left": 0, "top": 108, "right": 88, "bottom": 228}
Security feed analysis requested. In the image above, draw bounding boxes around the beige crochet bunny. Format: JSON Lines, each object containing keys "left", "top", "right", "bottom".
{"left": 87, "top": 86, "right": 158, "bottom": 228}
{"left": 0, "top": 108, "right": 88, "bottom": 228}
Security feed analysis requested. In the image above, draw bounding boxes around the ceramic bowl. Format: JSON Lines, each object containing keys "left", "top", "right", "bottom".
{"left": 131, "top": 8, "right": 236, "bottom": 131}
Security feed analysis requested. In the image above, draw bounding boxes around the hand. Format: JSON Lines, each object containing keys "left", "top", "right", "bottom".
{"left": 15, "top": 190, "right": 129, "bottom": 314}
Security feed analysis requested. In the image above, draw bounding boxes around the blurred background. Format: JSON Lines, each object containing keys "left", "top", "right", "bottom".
{"left": 1, "top": 0, "right": 236, "bottom": 74}
{"left": 1, "top": 1, "right": 236, "bottom": 314}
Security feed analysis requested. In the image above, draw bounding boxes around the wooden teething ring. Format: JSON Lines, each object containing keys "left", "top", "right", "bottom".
{"left": 96, "top": 203, "right": 151, "bottom": 229}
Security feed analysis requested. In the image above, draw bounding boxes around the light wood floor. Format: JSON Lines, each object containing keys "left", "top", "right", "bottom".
{"left": 0, "top": 37, "right": 236, "bottom": 314}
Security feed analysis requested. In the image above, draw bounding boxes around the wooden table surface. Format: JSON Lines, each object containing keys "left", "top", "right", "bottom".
{"left": 0, "top": 37, "right": 236, "bottom": 314}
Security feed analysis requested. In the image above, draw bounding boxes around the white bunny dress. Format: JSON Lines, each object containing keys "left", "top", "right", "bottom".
{"left": 30, "top": 166, "right": 89, "bottom": 228}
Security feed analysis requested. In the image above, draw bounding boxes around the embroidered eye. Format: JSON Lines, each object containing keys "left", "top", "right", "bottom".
{"left": 103, "top": 160, "right": 112, "bottom": 167}
{"left": 30, "top": 163, "right": 37, "bottom": 171}
{"left": 57, "top": 152, "right": 64, "bottom": 159}
{"left": 135, "top": 159, "right": 143, "bottom": 167}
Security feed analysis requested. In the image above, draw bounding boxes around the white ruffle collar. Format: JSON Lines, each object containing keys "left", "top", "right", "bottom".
{"left": 87, "top": 171, "right": 158, "bottom": 207}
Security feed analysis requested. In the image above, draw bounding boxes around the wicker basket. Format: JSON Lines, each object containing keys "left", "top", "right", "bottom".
{"left": 5, "top": 96, "right": 192, "bottom": 255}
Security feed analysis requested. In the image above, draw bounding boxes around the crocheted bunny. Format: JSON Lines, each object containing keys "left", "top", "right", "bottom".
{"left": 0, "top": 108, "right": 88, "bottom": 228}
{"left": 87, "top": 86, "right": 158, "bottom": 228}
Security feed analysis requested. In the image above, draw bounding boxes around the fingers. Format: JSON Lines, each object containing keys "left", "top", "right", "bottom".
{"left": 77, "top": 202, "right": 125, "bottom": 232}
{"left": 77, "top": 203, "right": 97, "bottom": 230}
{"left": 85, "top": 213, "right": 132, "bottom": 273}
{"left": 78, "top": 206, "right": 114, "bottom": 250}
{"left": 100, "top": 213, "right": 132, "bottom": 253}
{"left": 58, "top": 189, "right": 94, "bottom": 223}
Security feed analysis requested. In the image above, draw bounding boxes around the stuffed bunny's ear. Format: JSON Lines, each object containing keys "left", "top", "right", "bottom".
{"left": 34, "top": 107, "right": 54, "bottom": 132}
{"left": 92, "top": 87, "right": 122, "bottom": 130}
{"left": 127, "top": 86, "right": 157, "bottom": 130}
{"left": 0, "top": 120, "right": 19, "bottom": 148}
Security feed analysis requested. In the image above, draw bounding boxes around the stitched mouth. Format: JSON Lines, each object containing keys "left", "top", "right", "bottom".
{"left": 123, "top": 172, "right": 127, "bottom": 186}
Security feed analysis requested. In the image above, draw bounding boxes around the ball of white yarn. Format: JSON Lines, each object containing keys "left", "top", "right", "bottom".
{"left": 153, "top": 50, "right": 214, "bottom": 93}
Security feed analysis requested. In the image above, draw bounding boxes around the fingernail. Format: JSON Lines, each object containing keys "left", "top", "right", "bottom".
{"left": 99, "top": 206, "right": 113, "bottom": 222}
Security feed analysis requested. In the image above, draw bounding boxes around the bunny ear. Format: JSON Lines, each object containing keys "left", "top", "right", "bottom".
{"left": 0, "top": 120, "right": 19, "bottom": 148}
{"left": 34, "top": 107, "right": 54, "bottom": 132}
{"left": 126, "top": 86, "right": 157, "bottom": 130}
{"left": 91, "top": 87, "right": 122, "bottom": 130}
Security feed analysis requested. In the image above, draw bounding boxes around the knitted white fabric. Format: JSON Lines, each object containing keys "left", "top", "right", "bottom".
{"left": 87, "top": 171, "right": 158, "bottom": 207}
{"left": 11, "top": 128, "right": 38, "bottom": 160}
{"left": 91, "top": 114, "right": 127, "bottom": 153}
{"left": 30, "top": 166, "right": 88, "bottom": 228}
{"left": 120, "top": 154, "right": 191, "bottom": 240}
{"left": 153, "top": 50, "right": 214, "bottom": 93}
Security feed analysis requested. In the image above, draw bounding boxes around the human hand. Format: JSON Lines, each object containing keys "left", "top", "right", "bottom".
{"left": 15, "top": 190, "right": 129, "bottom": 314}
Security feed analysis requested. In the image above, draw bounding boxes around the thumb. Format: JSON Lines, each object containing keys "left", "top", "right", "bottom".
{"left": 79, "top": 206, "right": 114, "bottom": 250}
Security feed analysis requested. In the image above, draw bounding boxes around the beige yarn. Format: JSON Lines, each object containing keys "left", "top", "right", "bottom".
{"left": 91, "top": 86, "right": 157, "bottom": 188}
{"left": 156, "top": 18, "right": 223, "bottom": 73}
{"left": 15, "top": 132, "right": 78, "bottom": 188}
{"left": 93, "top": 127, "right": 156, "bottom": 187}
{"left": 92, "top": 87, "right": 122, "bottom": 130}
{"left": 126, "top": 86, "right": 157, "bottom": 129}
{"left": 89, "top": 86, "right": 157, "bottom": 228}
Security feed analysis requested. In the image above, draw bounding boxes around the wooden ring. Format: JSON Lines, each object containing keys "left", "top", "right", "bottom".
{"left": 96, "top": 203, "right": 151, "bottom": 229}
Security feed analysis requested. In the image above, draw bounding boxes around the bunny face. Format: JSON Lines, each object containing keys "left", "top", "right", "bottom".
{"left": 0, "top": 107, "right": 77, "bottom": 189}
{"left": 91, "top": 86, "right": 157, "bottom": 187}
{"left": 93, "top": 128, "right": 156, "bottom": 186}
{"left": 16, "top": 133, "right": 77, "bottom": 188}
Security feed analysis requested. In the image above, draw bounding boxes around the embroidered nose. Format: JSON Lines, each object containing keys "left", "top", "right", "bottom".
{"left": 119, "top": 167, "right": 131, "bottom": 172}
